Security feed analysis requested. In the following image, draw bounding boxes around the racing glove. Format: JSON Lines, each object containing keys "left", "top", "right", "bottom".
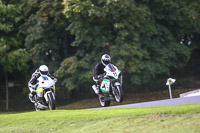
{"left": 97, "top": 73, "right": 106, "bottom": 79}
{"left": 54, "top": 78, "right": 58, "bottom": 82}
{"left": 31, "top": 90, "right": 36, "bottom": 95}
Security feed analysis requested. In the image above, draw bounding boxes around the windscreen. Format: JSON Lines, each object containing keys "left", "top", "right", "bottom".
{"left": 105, "top": 63, "right": 116, "bottom": 72}
{"left": 41, "top": 76, "right": 48, "bottom": 80}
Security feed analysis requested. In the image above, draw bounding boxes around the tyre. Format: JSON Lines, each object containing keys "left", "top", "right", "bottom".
{"left": 99, "top": 95, "right": 111, "bottom": 107}
{"left": 47, "top": 93, "right": 56, "bottom": 110}
{"left": 113, "top": 85, "right": 124, "bottom": 103}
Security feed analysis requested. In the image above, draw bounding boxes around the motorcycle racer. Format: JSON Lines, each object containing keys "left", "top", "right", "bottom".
{"left": 92, "top": 54, "right": 111, "bottom": 94}
{"left": 28, "top": 65, "right": 57, "bottom": 103}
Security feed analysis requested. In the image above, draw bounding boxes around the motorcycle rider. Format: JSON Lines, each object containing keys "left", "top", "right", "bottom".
{"left": 28, "top": 65, "right": 57, "bottom": 103}
{"left": 92, "top": 54, "right": 111, "bottom": 94}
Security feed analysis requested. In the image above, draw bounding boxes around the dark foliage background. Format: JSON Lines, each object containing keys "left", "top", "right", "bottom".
{"left": 0, "top": 0, "right": 199, "bottom": 110}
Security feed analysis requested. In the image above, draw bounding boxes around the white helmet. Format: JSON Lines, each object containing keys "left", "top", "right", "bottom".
{"left": 101, "top": 54, "right": 111, "bottom": 66}
{"left": 39, "top": 65, "right": 49, "bottom": 75}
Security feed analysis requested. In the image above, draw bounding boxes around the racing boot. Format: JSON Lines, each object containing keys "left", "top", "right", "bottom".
{"left": 28, "top": 91, "right": 36, "bottom": 103}
{"left": 92, "top": 85, "right": 100, "bottom": 94}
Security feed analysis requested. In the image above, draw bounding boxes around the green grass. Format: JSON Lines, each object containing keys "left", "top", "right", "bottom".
{"left": 1, "top": 104, "right": 200, "bottom": 133}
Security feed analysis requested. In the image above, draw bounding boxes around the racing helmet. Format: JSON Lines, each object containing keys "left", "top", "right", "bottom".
{"left": 101, "top": 54, "right": 111, "bottom": 66}
{"left": 39, "top": 65, "right": 49, "bottom": 75}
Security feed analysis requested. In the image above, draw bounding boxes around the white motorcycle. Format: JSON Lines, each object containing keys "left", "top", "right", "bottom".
{"left": 33, "top": 75, "right": 56, "bottom": 111}
{"left": 98, "top": 63, "right": 124, "bottom": 107}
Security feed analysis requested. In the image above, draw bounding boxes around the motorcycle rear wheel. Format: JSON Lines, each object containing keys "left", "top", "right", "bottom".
{"left": 47, "top": 93, "right": 56, "bottom": 110}
{"left": 99, "top": 95, "right": 111, "bottom": 107}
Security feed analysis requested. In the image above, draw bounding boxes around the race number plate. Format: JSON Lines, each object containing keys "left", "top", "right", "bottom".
{"left": 100, "top": 79, "right": 110, "bottom": 93}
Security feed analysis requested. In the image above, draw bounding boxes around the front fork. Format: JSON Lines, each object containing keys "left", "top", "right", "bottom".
{"left": 111, "top": 82, "right": 121, "bottom": 96}
{"left": 44, "top": 91, "right": 55, "bottom": 103}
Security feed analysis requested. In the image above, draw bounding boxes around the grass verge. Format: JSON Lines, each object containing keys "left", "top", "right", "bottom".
{"left": 0, "top": 104, "right": 200, "bottom": 133}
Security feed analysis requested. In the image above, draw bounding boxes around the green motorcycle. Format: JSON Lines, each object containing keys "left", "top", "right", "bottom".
{"left": 98, "top": 63, "right": 124, "bottom": 107}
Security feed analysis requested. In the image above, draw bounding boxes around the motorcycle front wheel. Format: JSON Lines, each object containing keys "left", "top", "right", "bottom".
{"left": 99, "top": 95, "right": 111, "bottom": 107}
{"left": 113, "top": 85, "right": 124, "bottom": 103}
{"left": 47, "top": 93, "right": 56, "bottom": 110}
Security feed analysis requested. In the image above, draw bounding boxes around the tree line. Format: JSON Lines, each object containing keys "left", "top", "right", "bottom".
{"left": 0, "top": 0, "right": 200, "bottom": 110}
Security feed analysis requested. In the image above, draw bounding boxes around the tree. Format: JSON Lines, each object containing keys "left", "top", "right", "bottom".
{"left": 20, "top": 0, "right": 73, "bottom": 71}
{"left": 19, "top": 0, "right": 76, "bottom": 100}
{"left": 57, "top": 0, "right": 199, "bottom": 94}
{"left": 0, "top": 1, "right": 30, "bottom": 110}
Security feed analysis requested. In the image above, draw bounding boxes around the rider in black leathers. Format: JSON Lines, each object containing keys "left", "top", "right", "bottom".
{"left": 92, "top": 54, "right": 111, "bottom": 94}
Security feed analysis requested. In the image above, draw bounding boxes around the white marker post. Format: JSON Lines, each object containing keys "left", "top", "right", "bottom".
{"left": 166, "top": 78, "right": 176, "bottom": 99}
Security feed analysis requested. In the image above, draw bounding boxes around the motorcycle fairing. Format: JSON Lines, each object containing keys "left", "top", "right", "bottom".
{"left": 100, "top": 79, "right": 110, "bottom": 93}
{"left": 36, "top": 88, "right": 43, "bottom": 97}
{"left": 104, "top": 64, "right": 121, "bottom": 80}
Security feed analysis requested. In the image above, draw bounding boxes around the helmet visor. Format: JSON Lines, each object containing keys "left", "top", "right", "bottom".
{"left": 40, "top": 71, "right": 48, "bottom": 75}
{"left": 103, "top": 60, "right": 110, "bottom": 65}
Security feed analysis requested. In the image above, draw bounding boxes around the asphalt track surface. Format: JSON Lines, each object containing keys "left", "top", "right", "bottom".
{"left": 87, "top": 95, "right": 200, "bottom": 110}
